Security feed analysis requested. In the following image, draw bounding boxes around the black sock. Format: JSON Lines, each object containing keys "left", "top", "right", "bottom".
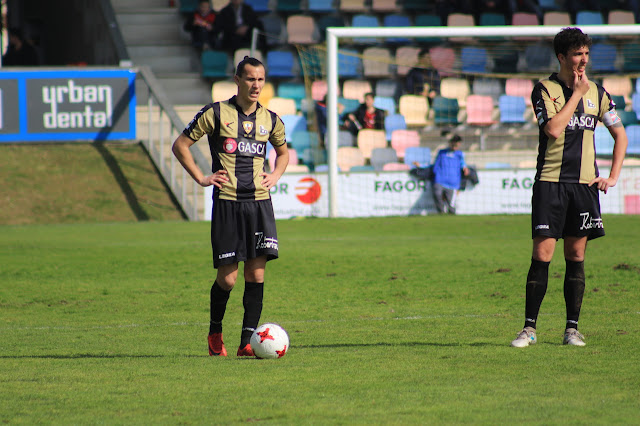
{"left": 524, "top": 258, "right": 550, "bottom": 329}
{"left": 564, "top": 259, "right": 585, "bottom": 331}
{"left": 240, "top": 281, "right": 264, "bottom": 346}
{"left": 209, "top": 281, "right": 231, "bottom": 335}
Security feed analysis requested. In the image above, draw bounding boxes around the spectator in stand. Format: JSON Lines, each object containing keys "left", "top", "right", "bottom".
{"left": 2, "top": 28, "right": 39, "bottom": 66}
{"left": 217, "top": 0, "right": 265, "bottom": 53}
{"left": 405, "top": 49, "right": 441, "bottom": 104}
{"left": 474, "top": 0, "right": 513, "bottom": 21}
{"left": 342, "top": 92, "right": 387, "bottom": 136}
{"left": 509, "top": 0, "right": 543, "bottom": 22}
{"left": 564, "top": 0, "right": 602, "bottom": 21}
{"left": 431, "top": 134, "right": 469, "bottom": 215}
{"left": 435, "top": 0, "right": 474, "bottom": 25}
{"left": 314, "top": 95, "right": 345, "bottom": 147}
{"left": 184, "top": 0, "right": 217, "bottom": 51}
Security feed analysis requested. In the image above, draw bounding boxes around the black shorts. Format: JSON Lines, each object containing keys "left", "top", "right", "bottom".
{"left": 211, "top": 198, "right": 279, "bottom": 268}
{"left": 531, "top": 181, "right": 604, "bottom": 241}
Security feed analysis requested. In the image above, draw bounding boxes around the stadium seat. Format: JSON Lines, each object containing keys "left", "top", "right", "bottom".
{"left": 370, "top": 147, "right": 399, "bottom": 171}
{"left": 277, "top": 82, "right": 306, "bottom": 110}
{"left": 233, "top": 48, "right": 264, "bottom": 68}
{"left": 268, "top": 147, "right": 298, "bottom": 171}
{"left": 466, "top": 95, "right": 496, "bottom": 126}
{"left": 479, "top": 12, "right": 506, "bottom": 26}
{"left": 338, "top": 130, "right": 355, "bottom": 147}
{"left": 280, "top": 114, "right": 307, "bottom": 138}
{"left": 505, "top": 78, "right": 533, "bottom": 105}
{"left": 338, "top": 49, "right": 363, "bottom": 78}
{"left": 512, "top": 13, "right": 539, "bottom": 41}
{"left": 311, "top": 80, "right": 328, "bottom": 101}
{"left": 383, "top": 14, "right": 411, "bottom": 44}
{"left": 382, "top": 162, "right": 411, "bottom": 171}
{"left": 362, "top": 47, "right": 392, "bottom": 78}
{"left": 472, "top": 78, "right": 503, "bottom": 105}
{"left": 608, "top": 10, "right": 635, "bottom": 40}
{"left": 622, "top": 42, "right": 640, "bottom": 72}
{"left": 339, "top": 97, "right": 360, "bottom": 114}
{"left": 350, "top": 165, "right": 375, "bottom": 172}
{"left": 384, "top": 114, "right": 407, "bottom": 141}
{"left": 602, "top": 76, "right": 633, "bottom": 103}
{"left": 314, "top": 164, "right": 329, "bottom": 172}
{"left": 538, "top": 0, "right": 559, "bottom": 10}
{"left": 266, "top": 50, "right": 296, "bottom": 78}
{"left": 357, "top": 129, "right": 387, "bottom": 160}
{"left": 343, "top": 79, "right": 372, "bottom": 103}
{"left": 211, "top": 80, "right": 237, "bottom": 103}
{"left": 390, "top": 129, "right": 420, "bottom": 159}
{"left": 589, "top": 43, "right": 618, "bottom": 73}
{"left": 498, "top": 95, "right": 526, "bottom": 124}
{"left": 524, "top": 43, "right": 554, "bottom": 72}
{"left": 619, "top": 110, "right": 639, "bottom": 126}
{"left": 632, "top": 93, "right": 640, "bottom": 120}
{"left": 277, "top": 0, "right": 303, "bottom": 13}
{"left": 259, "top": 82, "right": 275, "bottom": 105}
{"left": 316, "top": 15, "right": 345, "bottom": 42}
{"left": 179, "top": 0, "right": 199, "bottom": 13}
{"left": 269, "top": 96, "right": 298, "bottom": 116}
{"left": 627, "top": 124, "right": 640, "bottom": 155}
{"left": 372, "top": 0, "right": 397, "bottom": 12}
{"left": 484, "top": 162, "right": 512, "bottom": 169}
{"left": 446, "top": 13, "right": 475, "bottom": 43}
{"left": 339, "top": 0, "right": 368, "bottom": 13}
{"left": 576, "top": 10, "right": 603, "bottom": 26}
{"left": 543, "top": 11, "right": 571, "bottom": 26}
{"left": 610, "top": 95, "right": 626, "bottom": 111}
{"left": 245, "top": 0, "right": 270, "bottom": 12}
{"left": 492, "top": 49, "right": 519, "bottom": 74}
{"left": 289, "top": 130, "right": 319, "bottom": 153}
{"left": 375, "top": 79, "right": 400, "bottom": 99}
{"left": 429, "top": 46, "right": 456, "bottom": 77}
{"left": 307, "top": 0, "right": 334, "bottom": 13}
{"left": 594, "top": 125, "right": 615, "bottom": 155}
{"left": 201, "top": 50, "right": 230, "bottom": 78}
{"left": 337, "top": 146, "right": 365, "bottom": 171}
{"left": 398, "top": 94, "right": 429, "bottom": 127}
{"left": 374, "top": 96, "right": 396, "bottom": 115}
{"left": 260, "top": 13, "right": 287, "bottom": 47}
{"left": 403, "top": 0, "right": 431, "bottom": 12}
{"left": 440, "top": 77, "right": 470, "bottom": 108}
{"left": 395, "top": 46, "right": 421, "bottom": 76}
{"left": 432, "top": 96, "right": 459, "bottom": 125}
{"left": 351, "top": 15, "right": 379, "bottom": 44}
{"left": 414, "top": 14, "right": 442, "bottom": 43}
{"left": 404, "top": 146, "right": 431, "bottom": 168}
{"left": 287, "top": 15, "right": 317, "bottom": 44}
{"left": 461, "top": 47, "right": 488, "bottom": 74}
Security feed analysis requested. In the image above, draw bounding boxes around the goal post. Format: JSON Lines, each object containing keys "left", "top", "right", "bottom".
{"left": 323, "top": 24, "right": 640, "bottom": 218}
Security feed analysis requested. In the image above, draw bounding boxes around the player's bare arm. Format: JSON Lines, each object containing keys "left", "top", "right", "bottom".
{"left": 172, "top": 133, "right": 229, "bottom": 188}
{"left": 260, "top": 142, "right": 289, "bottom": 190}
{"left": 589, "top": 123, "right": 628, "bottom": 194}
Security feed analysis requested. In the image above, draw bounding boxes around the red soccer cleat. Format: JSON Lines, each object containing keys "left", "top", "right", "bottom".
{"left": 236, "top": 344, "right": 255, "bottom": 357}
{"left": 208, "top": 333, "right": 227, "bottom": 356}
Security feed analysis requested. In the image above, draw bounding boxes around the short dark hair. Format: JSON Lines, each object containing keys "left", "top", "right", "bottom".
{"left": 450, "top": 134, "right": 462, "bottom": 143}
{"left": 364, "top": 92, "right": 374, "bottom": 98}
{"left": 235, "top": 56, "right": 265, "bottom": 77}
{"left": 553, "top": 27, "right": 592, "bottom": 58}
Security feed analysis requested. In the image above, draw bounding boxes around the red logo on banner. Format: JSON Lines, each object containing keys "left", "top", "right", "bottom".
{"left": 223, "top": 138, "right": 237, "bottom": 153}
{"left": 295, "top": 177, "right": 322, "bottom": 204}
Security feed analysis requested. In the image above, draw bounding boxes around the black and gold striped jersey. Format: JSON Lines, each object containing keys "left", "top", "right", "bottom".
{"left": 532, "top": 73, "right": 617, "bottom": 184}
{"left": 183, "top": 96, "right": 286, "bottom": 201}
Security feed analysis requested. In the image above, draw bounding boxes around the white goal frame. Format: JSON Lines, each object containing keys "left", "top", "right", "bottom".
{"left": 324, "top": 24, "right": 640, "bottom": 218}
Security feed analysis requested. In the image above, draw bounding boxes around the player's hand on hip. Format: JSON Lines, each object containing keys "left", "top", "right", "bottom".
{"left": 200, "top": 170, "right": 229, "bottom": 188}
{"left": 588, "top": 176, "right": 616, "bottom": 194}
{"left": 260, "top": 172, "right": 279, "bottom": 191}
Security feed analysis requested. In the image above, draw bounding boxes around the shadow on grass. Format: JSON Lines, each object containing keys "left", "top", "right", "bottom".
{"left": 0, "top": 354, "right": 208, "bottom": 359}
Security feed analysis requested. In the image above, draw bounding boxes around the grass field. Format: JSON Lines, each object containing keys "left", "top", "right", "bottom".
{"left": 1, "top": 215, "right": 639, "bottom": 424}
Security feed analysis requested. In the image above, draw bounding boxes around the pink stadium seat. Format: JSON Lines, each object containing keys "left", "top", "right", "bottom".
{"left": 371, "top": 0, "right": 397, "bottom": 12}
{"left": 512, "top": 12, "right": 539, "bottom": 41}
{"left": 311, "top": 80, "right": 328, "bottom": 102}
{"left": 446, "top": 13, "right": 475, "bottom": 43}
{"left": 337, "top": 146, "right": 365, "bottom": 171}
{"left": 543, "top": 11, "right": 571, "bottom": 26}
{"left": 269, "top": 147, "right": 298, "bottom": 171}
{"left": 382, "top": 162, "right": 411, "bottom": 171}
{"left": 287, "top": 15, "right": 317, "bottom": 44}
{"left": 429, "top": 46, "right": 456, "bottom": 76}
{"left": 395, "top": 46, "right": 421, "bottom": 76}
{"left": 505, "top": 78, "right": 534, "bottom": 105}
{"left": 466, "top": 95, "right": 496, "bottom": 126}
{"left": 390, "top": 129, "right": 420, "bottom": 159}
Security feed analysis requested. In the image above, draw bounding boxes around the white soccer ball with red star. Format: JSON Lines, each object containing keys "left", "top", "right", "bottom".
{"left": 250, "top": 323, "right": 289, "bottom": 359}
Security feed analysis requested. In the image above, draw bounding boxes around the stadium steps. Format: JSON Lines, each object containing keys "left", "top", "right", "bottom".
{"left": 112, "top": 1, "right": 213, "bottom": 106}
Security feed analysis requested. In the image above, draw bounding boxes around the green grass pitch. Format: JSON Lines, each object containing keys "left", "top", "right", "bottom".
{"left": 1, "top": 215, "right": 639, "bottom": 424}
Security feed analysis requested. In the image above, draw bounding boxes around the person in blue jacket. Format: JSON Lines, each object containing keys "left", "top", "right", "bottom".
{"left": 432, "top": 134, "right": 469, "bottom": 214}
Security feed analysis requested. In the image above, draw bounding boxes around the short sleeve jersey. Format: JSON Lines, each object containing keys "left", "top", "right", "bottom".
{"left": 183, "top": 96, "right": 286, "bottom": 201}
{"left": 531, "top": 73, "right": 618, "bottom": 184}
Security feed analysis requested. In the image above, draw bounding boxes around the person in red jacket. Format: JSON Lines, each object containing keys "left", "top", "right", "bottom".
{"left": 184, "top": 0, "right": 217, "bottom": 51}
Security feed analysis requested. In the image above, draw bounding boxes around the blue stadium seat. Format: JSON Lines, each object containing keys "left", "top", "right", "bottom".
{"left": 432, "top": 96, "right": 459, "bottom": 125}
{"left": 590, "top": 43, "right": 618, "bottom": 73}
{"left": 383, "top": 14, "right": 411, "bottom": 44}
{"left": 594, "top": 126, "right": 615, "bottom": 156}
{"left": 461, "top": 47, "right": 488, "bottom": 74}
{"left": 351, "top": 15, "right": 380, "bottom": 44}
{"left": 384, "top": 114, "right": 407, "bottom": 141}
{"left": 484, "top": 162, "right": 512, "bottom": 169}
{"left": 370, "top": 147, "right": 399, "bottom": 171}
{"left": 245, "top": 0, "right": 270, "bottom": 12}
{"left": 277, "top": 82, "right": 306, "bottom": 110}
{"left": 626, "top": 124, "right": 640, "bottom": 155}
{"left": 525, "top": 43, "right": 553, "bottom": 72}
{"left": 576, "top": 10, "right": 604, "bottom": 26}
{"left": 281, "top": 114, "right": 308, "bottom": 140}
{"left": 338, "top": 49, "right": 362, "bottom": 78}
{"left": 375, "top": 79, "right": 400, "bottom": 100}
{"left": 201, "top": 50, "right": 230, "bottom": 78}
{"left": 632, "top": 92, "right": 640, "bottom": 120}
{"left": 499, "top": 95, "right": 527, "bottom": 124}
{"left": 308, "top": 0, "right": 334, "bottom": 13}
{"left": 266, "top": 50, "right": 296, "bottom": 78}
{"left": 374, "top": 96, "right": 396, "bottom": 115}
{"left": 404, "top": 146, "right": 431, "bottom": 168}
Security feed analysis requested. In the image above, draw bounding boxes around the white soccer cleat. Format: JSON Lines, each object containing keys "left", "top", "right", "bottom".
{"left": 563, "top": 328, "right": 586, "bottom": 346}
{"left": 511, "top": 326, "right": 537, "bottom": 347}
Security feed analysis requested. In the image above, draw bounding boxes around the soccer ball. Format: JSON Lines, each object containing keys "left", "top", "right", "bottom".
{"left": 250, "top": 323, "right": 289, "bottom": 359}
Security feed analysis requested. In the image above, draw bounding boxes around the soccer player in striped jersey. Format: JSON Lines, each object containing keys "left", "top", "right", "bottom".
{"left": 172, "top": 57, "right": 289, "bottom": 357}
{"left": 511, "top": 28, "right": 628, "bottom": 347}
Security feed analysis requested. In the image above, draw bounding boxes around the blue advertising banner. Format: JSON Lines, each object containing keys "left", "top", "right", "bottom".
{"left": 0, "top": 68, "right": 136, "bottom": 142}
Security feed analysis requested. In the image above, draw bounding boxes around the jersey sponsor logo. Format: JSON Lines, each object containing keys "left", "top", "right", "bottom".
{"left": 259, "top": 125, "right": 268, "bottom": 136}
{"left": 579, "top": 212, "right": 603, "bottom": 230}
{"left": 237, "top": 140, "right": 266, "bottom": 156}
{"left": 255, "top": 232, "right": 278, "bottom": 251}
{"left": 587, "top": 99, "right": 595, "bottom": 108}
{"left": 567, "top": 114, "right": 597, "bottom": 130}
{"left": 218, "top": 251, "right": 236, "bottom": 259}
{"left": 294, "top": 177, "right": 322, "bottom": 204}
{"left": 223, "top": 138, "right": 237, "bottom": 153}
{"left": 242, "top": 121, "right": 253, "bottom": 134}
{"left": 225, "top": 121, "right": 234, "bottom": 129}
{"left": 535, "top": 224, "right": 550, "bottom": 230}
{"left": 550, "top": 96, "right": 561, "bottom": 104}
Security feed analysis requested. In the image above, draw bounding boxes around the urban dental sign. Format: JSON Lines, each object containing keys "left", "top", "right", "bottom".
{"left": 0, "top": 69, "right": 136, "bottom": 142}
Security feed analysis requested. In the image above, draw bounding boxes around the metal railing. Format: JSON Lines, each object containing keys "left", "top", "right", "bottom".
{"left": 136, "top": 65, "right": 211, "bottom": 221}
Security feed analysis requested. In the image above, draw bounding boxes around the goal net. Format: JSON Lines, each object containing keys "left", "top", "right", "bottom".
{"left": 285, "top": 24, "right": 640, "bottom": 218}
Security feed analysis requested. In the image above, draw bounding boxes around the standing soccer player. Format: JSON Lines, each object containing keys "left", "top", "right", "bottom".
{"left": 511, "top": 28, "right": 627, "bottom": 347}
{"left": 172, "top": 57, "right": 289, "bottom": 356}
